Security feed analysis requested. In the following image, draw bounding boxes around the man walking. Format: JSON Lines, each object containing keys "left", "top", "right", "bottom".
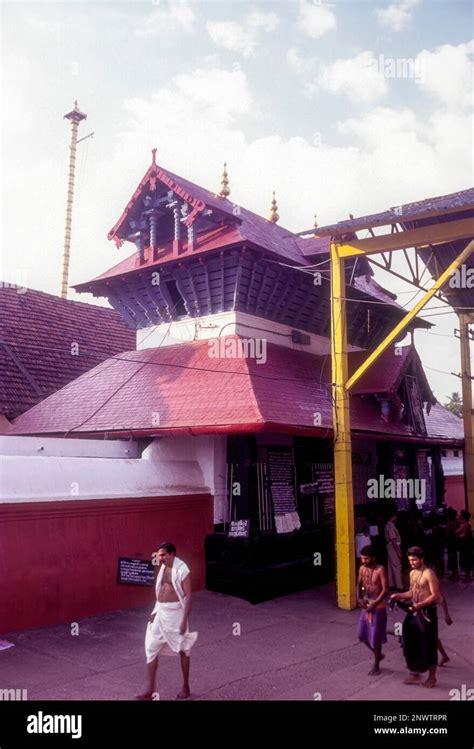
{"left": 390, "top": 546, "right": 440, "bottom": 688}
{"left": 384, "top": 511, "right": 403, "bottom": 591}
{"left": 357, "top": 546, "right": 389, "bottom": 675}
{"left": 136, "top": 542, "right": 198, "bottom": 700}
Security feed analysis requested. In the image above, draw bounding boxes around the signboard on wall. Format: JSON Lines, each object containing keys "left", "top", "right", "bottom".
{"left": 229, "top": 519, "right": 250, "bottom": 538}
{"left": 313, "top": 462, "right": 335, "bottom": 528}
{"left": 267, "top": 449, "right": 301, "bottom": 533}
{"left": 393, "top": 461, "right": 410, "bottom": 511}
{"left": 416, "top": 449, "right": 433, "bottom": 508}
{"left": 117, "top": 558, "right": 155, "bottom": 586}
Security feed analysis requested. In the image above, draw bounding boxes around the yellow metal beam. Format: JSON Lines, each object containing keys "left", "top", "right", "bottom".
{"left": 330, "top": 241, "right": 356, "bottom": 610}
{"left": 459, "top": 314, "right": 474, "bottom": 520}
{"left": 346, "top": 240, "right": 474, "bottom": 391}
{"left": 338, "top": 217, "right": 474, "bottom": 258}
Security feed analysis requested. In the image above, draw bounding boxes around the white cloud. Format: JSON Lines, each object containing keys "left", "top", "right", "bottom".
{"left": 296, "top": 0, "right": 337, "bottom": 39}
{"left": 207, "top": 21, "right": 256, "bottom": 57}
{"left": 339, "top": 106, "right": 421, "bottom": 148}
{"left": 110, "top": 67, "right": 471, "bottom": 233}
{"left": 287, "top": 47, "right": 318, "bottom": 74}
{"left": 206, "top": 9, "right": 279, "bottom": 57}
{"left": 135, "top": 1, "right": 196, "bottom": 37}
{"left": 3, "top": 51, "right": 471, "bottom": 399}
{"left": 120, "top": 67, "right": 253, "bottom": 153}
{"left": 415, "top": 41, "right": 474, "bottom": 110}
{"left": 318, "top": 51, "right": 388, "bottom": 103}
{"left": 375, "top": 0, "right": 421, "bottom": 33}
{"left": 247, "top": 9, "right": 279, "bottom": 33}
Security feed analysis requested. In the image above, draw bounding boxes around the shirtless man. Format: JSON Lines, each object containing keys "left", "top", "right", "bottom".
{"left": 390, "top": 546, "right": 440, "bottom": 688}
{"left": 437, "top": 591, "right": 453, "bottom": 666}
{"left": 357, "top": 546, "right": 389, "bottom": 675}
{"left": 136, "top": 542, "right": 197, "bottom": 700}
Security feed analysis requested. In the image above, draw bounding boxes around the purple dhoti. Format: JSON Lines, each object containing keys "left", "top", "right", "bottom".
{"left": 357, "top": 607, "right": 387, "bottom": 649}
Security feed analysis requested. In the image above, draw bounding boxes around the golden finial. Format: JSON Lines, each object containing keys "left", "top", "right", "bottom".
{"left": 269, "top": 191, "right": 279, "bottom": 223}
{"left": 313, "top": 213, "right": 318, "bottom": 235}
{"left": 218, "top": 162, "right": 230, "bottom": 198}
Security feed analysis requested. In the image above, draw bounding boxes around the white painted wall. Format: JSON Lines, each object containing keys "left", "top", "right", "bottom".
{"left": 0, "top": 454, "right": 208, "bottom": 503}
{"left": 0, "top": 435, "right": 223, "bottom": 518}
{"left": 143, "top": 434, "right": 227, "bottom": 523}
{"left": 137, "top": 311, "right": 363, "bottom": 356}
{"left": 0, "top": 436, "right": 139, "bottom": 459}
{"left": 195, "top": 435, "right": 227, "bottom": 524}
{"left": 442, "top": 453, "right": 464, "bottom": 477}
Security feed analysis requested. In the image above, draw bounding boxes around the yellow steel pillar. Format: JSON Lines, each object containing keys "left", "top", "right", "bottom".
{"left": 330, "top": 241, "right": 356, "bottom": 609}
{"left": 459, "top": 314, "right": 474, "bottom": 518}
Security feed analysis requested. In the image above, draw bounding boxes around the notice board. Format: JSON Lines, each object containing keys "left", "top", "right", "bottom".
{"left": 117, "top": 557, "right": 155, "bottom": 586}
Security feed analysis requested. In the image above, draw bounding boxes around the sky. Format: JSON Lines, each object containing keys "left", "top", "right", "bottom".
{"left": 1, "top": 0, "right": 473, "bottom": 403}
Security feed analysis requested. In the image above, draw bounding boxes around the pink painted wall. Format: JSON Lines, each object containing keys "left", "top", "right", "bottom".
{"left": 445, "top": 476, "right": 466, "bottom": 513}
{"left": 0, "top": 494, "right": 213, "bottom": 633}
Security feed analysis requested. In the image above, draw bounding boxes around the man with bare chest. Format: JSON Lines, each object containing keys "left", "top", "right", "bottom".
{"left": 159, "top": 564, "right": 180, "bottom": 603}
{"left": 136, "top": 542, "right": 198, "bottom": 700}
{"left": 390, "top": 546, "right": 440, "bottom": 688}
{"left": 357, "top": 546, "right": 389, "bottom": 675}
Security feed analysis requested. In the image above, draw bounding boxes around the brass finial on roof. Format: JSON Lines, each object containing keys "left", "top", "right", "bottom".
{"left": 269, "top": 191, "right": 279, "bottom": 223}
{"left": 313, "top": 213, "right": 318, "bottom": 235}
{"left": 218, "top": 162, "right": 230, "bottom": 198}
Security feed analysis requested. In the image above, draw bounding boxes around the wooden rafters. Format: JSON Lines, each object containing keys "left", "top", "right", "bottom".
{"left": 172, "top": 267, "right": 193, "bottom": 318}
{"left": 106, "top": 289, "right": 138, "bottom": 330}
{"left": 273, "top": 273, "right": 301, "bottom": 325}
{"left": 220, "top": 252, "right": 225, "bottom": 313}
{"left": 233, "top": 253, "right": 245, "bottom": 311}
{"left": 184, "top": 264, "right": 201, "bottom": 317}
{"left": 245, "top": 255, "right": 262, "bottom": 314}
{"left": 262, "top": 266, "right": 283, "bottom": 317}
{"left": 145, "top": 274, "right": 172, "bottom": 322}
{"left": 254, "top": 262, "right": 271, "bottom": 316}
{"left": 199, "top": 258, "right": 212, "bottom": 315}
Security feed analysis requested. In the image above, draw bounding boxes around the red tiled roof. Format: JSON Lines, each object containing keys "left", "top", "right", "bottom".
{"left": 304, "top": 188, "right": 474, "bottom": 237}
{"left": 73, "top": 159, "right": 430, "bottom": 330}
{"left": 423, "top": 402, "right": 464, "bottom": 442}
{"left": 0, "top": 286, "right": 136, "bottom": 419}
{"left": 11, "top": 337, "right": 462, "bottom": 444}
{"left": 349, "top": 344, "right": 435, "bottom": 404}
{"left": 103, "top": 160, "right": 311, "bottom": 267}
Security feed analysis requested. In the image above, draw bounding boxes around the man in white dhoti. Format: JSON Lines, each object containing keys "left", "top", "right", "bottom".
{"left": 136, "top": 542, "right": 198, "bottom": 700}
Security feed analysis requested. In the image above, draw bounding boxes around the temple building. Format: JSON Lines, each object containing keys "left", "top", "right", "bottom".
{"left": 1, "top": 153, "right": 464, "bottom": 631}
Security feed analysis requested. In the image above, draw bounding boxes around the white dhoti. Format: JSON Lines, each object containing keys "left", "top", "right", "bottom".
{"left": 145, "top": 601, "right": 198, "bottom": 663}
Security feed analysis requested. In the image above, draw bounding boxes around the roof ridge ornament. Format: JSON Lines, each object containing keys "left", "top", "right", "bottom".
{"left": 269, "top": 191, "right": 279, "bottom": 223}
{"left": 313, "top": 214, "right": 318, "bottom": 236}
{"left": 217, "top": 162, "right": 230, "bottom": 198}
{"left": 151, "top": 148, "right": 157, "bottom": 166}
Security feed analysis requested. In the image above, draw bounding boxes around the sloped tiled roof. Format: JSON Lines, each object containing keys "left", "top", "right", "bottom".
{"left": 349, "top": 344, "right": 435, "bottom": 404}
{"left": 11, "top": 337, "right": 462, "bottom": 445}
{"left": 0, "top": 286, "right": 136, "bottom": 419}
{"left": 106, "top": 161, "right": 316, "bottom": 266}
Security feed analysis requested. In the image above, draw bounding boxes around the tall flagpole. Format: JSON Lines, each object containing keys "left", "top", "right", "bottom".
{"left": 61, "top": 101, "right": 87, "bottom": 299}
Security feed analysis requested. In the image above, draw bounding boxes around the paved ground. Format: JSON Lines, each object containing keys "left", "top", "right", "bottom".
{"left": 1, "top": 580, "right": 472, "bottom": 701}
